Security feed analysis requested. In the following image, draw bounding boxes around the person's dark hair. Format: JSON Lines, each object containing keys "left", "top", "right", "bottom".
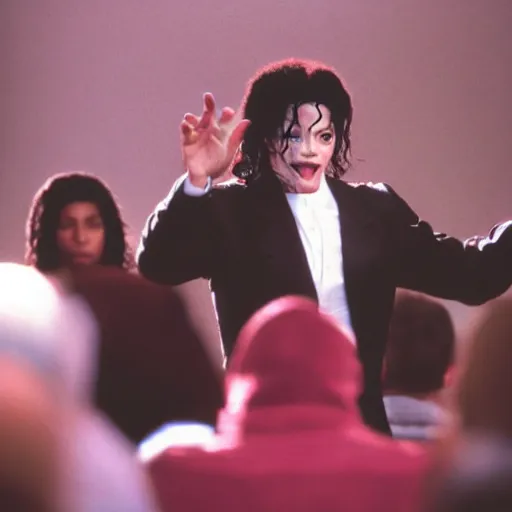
{"left": 383, "top": 291, "right": 455, "bottom": 395}
{"left": 25, "top": 172, "right": 134, "bottom": 272}
{"left": 234, "top": 59, "right": 353, "bottom": 182}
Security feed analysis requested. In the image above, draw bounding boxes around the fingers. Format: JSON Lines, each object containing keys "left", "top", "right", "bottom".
{"left": 185, "top": 93, "right": 237, "bottom": 131}
{"left": 197, "top": 92, "right": 216, "bottom": 129}
{"left": 218, "top": 107, "right": 236, "bottom": 125}
{"left": 181, "top": 93, "right": 247, "bottom": 154}
{"left": 180, "top": 120, "right": 199, "bottom": 145}
{"left": 204, "top": 92, "right": 215, "bottom": 111}
{"left": 184, "top": 113, "right": 200, "bottom": 128}
{"left": 226, "top": 119, "right": 251, "bottom": 157}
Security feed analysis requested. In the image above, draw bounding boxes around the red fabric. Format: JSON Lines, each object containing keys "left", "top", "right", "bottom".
{"left": 148, "top": 296, "right": 430, "bottom": 512}
{"left": 68, "top": 265, "right": 223, "bottom": 443}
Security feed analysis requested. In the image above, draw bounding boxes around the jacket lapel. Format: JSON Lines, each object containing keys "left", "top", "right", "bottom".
{"left": 244, "top": 174, "right": 388, "bottom": 357}
{"left": 244, "top": 173, "right": 318, "bottom": 302}
{"left": 327, "top": 179, "right": 388, "bottom": 359}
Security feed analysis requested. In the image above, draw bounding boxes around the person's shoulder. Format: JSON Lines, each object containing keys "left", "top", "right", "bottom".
{"left": 363, "top": 438, "right": 428, "bottom": 475}
{"left": 338, "top": 179, "right": 414, "bottom": 220}
{"left": 70, "top": 266, "right": 167, "bottom": 299}
{"left": 326, "top": 177, "right": 398, "bottom": 206}
{"left": 70, "top": 267, "right": 187, "bottom": 329}
{"left": 332, "top": 178, "right": 401, "bottom": 213}
{"left": 345, "top": 180, "right": 393, "bottom": 196}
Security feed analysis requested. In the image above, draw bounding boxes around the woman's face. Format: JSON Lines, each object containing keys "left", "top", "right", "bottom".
{"left": 269, "top": 103, "right": 336, "bottom": 193}
{"left": 56, "top": 202, "right": 105, "bottom": 267}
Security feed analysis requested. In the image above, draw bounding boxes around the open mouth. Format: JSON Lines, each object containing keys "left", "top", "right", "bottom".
{"left": 290, "top": 163, "right": 320, "bottom": 180}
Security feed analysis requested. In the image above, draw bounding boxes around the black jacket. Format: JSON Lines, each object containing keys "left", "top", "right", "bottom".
{"left": 138, "top": 172, "right": 512, "bottom": 434}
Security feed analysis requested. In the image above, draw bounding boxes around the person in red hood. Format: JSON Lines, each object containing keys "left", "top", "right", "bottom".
{"left": 145, "top": 296, "right": 430, "bottom": 512}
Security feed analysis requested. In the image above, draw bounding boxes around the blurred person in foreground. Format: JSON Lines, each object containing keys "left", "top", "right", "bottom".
{"left": 383, "top": 291, "right": 456, "bottom": 441}
{"left": 67, "top": 264, "right": 224, "bottom": 443}
{"left": 0, "top": 263, "right": 159, "bottom": 512}
{"left": 0, "top": 358, "right": 60, "bottom": 511}
{"left": 144, "top": 296, "right": 429, "bottom": 512}
{"left": 430, "top": 298, "right": 512, "bottom": 512}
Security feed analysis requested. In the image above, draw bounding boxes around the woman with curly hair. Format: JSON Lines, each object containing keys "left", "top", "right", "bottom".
{"left": 26, "top": 172, "right": 134, "bottom": 272}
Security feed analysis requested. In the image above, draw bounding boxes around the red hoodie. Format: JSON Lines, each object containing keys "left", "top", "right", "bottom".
{"left": 147, "top": 296, "right": 429, "bottom": 512}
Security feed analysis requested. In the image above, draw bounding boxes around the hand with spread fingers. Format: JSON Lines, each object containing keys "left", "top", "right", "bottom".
{"left": 180, "top": 93, "right": 251, "bottom": 188}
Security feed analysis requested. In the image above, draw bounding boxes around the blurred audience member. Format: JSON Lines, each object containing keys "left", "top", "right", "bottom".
{"left": 25, "top": 172, "right": 134, "bottom": 272}
{"left": 145, "top": 296, "right": 429, "bottom": 512}
{"left": 457, "top": 298, "right": 512, "bottom": 437}
{"left": 0, "top": 360, "right": 60, "bottom": 512}
{"left": 0, "top": 263, "right": 159, "bottom": 512}
{"left": 68, "top": 265, "right": 224, "bottom": 443}
{"left": 434, "top": 434, "right": 512, "bottom": 512}
{"left": 432, "top": 298, "right": 512, "bottom": 512}
{"left": 383, "top": 291, "right": 455, "bottom": 441}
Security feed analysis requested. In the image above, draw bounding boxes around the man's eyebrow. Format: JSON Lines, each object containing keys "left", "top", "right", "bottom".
{"left": 310, "top": 121, "right": 333, "bottom": 133}
{"left": 283, "top": 118, "right": 333, "bottom": 133}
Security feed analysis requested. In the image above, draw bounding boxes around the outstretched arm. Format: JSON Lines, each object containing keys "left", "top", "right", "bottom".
{"left": 380, "top": 184, "right": 512, "bottom": 304}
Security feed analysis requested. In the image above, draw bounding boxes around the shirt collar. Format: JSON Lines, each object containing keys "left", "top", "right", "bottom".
{"left": 285, "top": 173, "right": 334, "bottom": 209}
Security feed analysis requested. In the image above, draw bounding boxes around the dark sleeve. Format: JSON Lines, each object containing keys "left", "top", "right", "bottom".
{"left": 137, "top": 175, "right": 218, "bottom": 285}
{"left": 379, "top": 183, "right": 512, "bottom": 305}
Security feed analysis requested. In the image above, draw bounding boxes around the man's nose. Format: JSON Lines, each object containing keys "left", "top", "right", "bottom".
{"left": 300, "top": 138, "right": 317, "bottom": 156}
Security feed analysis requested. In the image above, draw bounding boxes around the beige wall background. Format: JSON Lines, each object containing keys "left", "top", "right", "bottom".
{"left": 1, "top": 1, "right": 511, "bottom": 355}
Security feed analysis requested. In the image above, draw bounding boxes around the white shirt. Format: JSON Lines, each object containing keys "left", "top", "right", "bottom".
{"left": 285, "top": 175, "right": 354, "bottom": 338}
{"left": 183, "top": 174, "right": 354, "bottom": 339}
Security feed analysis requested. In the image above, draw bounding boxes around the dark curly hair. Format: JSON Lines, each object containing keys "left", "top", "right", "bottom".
{"left": 234, "top": 58, "right": 353, "bottom": 182}
{"left": 25, "top": 172, "right": 134, "bottom": 272}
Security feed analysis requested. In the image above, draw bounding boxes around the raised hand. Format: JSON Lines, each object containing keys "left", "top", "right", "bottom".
{"left": 180, "top": 93, "right": 250, "bottom": 188}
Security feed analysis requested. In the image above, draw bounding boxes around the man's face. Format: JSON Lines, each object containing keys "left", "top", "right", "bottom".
{"left": 269, "top": 103, "right": 335, "bottom": 193}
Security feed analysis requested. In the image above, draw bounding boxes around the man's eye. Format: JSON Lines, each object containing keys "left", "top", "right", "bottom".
{"left": 321, "top": 132, "right": 333, "bottom": 142}
{"left": 287, "top": 134, "right": 301, "bottom": 142}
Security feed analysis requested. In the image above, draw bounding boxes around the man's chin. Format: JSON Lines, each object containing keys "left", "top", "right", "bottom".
{"left": 297, "top": 185, "right": 320, "bottom": 194}
{"left": 296, "top": 174, "right": 322, "bottom": 194}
